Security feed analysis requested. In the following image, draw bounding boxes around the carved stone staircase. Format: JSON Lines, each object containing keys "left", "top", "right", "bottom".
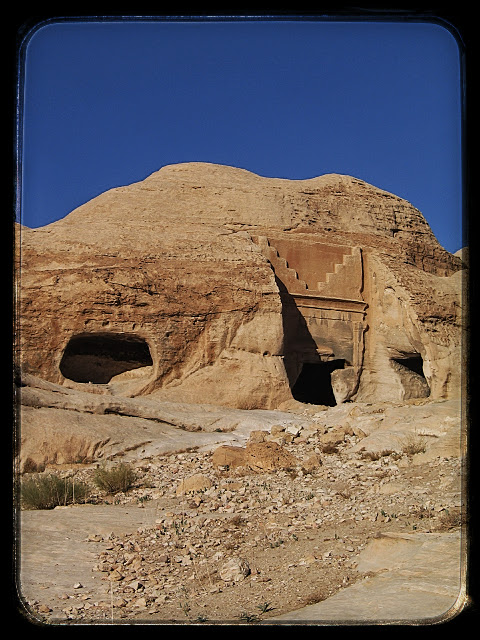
{"left": 251, "top": 235, "right": 361, "bottom": 299}
{"left": 252, "top": 236, "right": 308, "bottom": 293}
{"left": 316, "top": 248, "right": 362, "bottom": 299}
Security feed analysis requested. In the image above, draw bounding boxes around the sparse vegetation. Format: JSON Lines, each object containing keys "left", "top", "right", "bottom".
{"left": 400, "top": 432, "right": 428, "bottom": 456}
{"left": 20, "top": 472, "right": 91, "bottom": 510}
{"left": 435, "top": 507, "right": 464, "bottom": 531}
{"left": 257, "top": 601, "right": 275, "bottom": 614}
{"left": 236, "top": 398, "right": 259, "bottom": 410}
{"left": 229, "top": 514, "right": 245, "bottom": 527}
{"left": 238, "top": 610, "right": 259, "bottom": 623}
{"left": 92, "top": 462, "right": 136, "bottom": 494}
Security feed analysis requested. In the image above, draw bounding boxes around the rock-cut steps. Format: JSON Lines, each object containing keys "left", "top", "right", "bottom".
{"left": 316, "top": 248, "right": 362, "bottom": 299}
{"left": 251, "top": 235, "right": 361, "bottom": 299}
{"left": 251, "top": 235, "right": 308, "bottom": 293}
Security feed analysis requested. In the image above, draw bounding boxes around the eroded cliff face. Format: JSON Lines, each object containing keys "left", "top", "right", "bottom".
{"left": 355, "top": 252, "right": 465, "bottom": 403}
{"left": 16, "top": 162, "right": 465, "bottom": 408}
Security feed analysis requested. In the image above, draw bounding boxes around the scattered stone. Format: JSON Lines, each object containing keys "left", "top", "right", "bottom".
{"left": 20, "top": 396, "right": 463, "bottom": 623}
{"left": 270, "top": 425, "right": 286, "bottom": 436}
{"left": 108, "top": 569, "right": 124, "bottom": 582}
{"left": 219, "top": 557, "right": 251, "bottom": 582}
{"left": 128, "top": 580, "right": 144, "bottom": 592}
{"left": 38, "top": 604, "right": 52, "bottom": 613}
{"left": 318, "top": 430, "right": 346, "bottom": 449}
{"left": 302, "top": 453, "right": 323, "bottom": 473}
{"left": 248, "top": 430, "right": 268, "bottom": 443}
{"left": 113, "top": 598, "right": 127, "bottom": 608}
{"left": 132, "top": 596, "right": 148, "bottom": 609}
{"left": 285, "top": 425, "right": 302, "bottom": 437}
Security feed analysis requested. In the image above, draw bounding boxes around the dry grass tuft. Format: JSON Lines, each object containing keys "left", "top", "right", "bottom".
{"left": 92, "top": 462, "right": 136, "bottom": 494}
{"left": 400, "top": 432, "right": 428, "bottom": 456}
{"left": 20, "top": 472, "right": 90, "bottom": 510}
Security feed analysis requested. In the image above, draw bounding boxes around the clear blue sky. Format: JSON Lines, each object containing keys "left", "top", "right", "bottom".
{"left": 18, "top": 18, "right": 464, "bottom": 253}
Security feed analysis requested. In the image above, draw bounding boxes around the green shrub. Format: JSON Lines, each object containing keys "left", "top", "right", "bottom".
{"left": 92, "top": 462, "right": 136, "bottom": 494}
{"left": 20, "top": 473, "right": 91, "bottom": 510}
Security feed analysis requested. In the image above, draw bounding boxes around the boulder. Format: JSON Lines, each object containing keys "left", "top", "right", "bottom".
{"left": 301, "top": 453, "right": 323, "bottom": 473}
{"left": 176, "top": 474, "right": 213, "bottom": 496}
{"left": 219, "top": 557, "right": 250, "bottom": 582}
{"left": 211, "top": 445, "right": 247, "bottom": 469}
{"left": 244, "top": 441, "right": 297, "bottom": 472}
{"left": 318, "top": 426, "right": 349, "bottom": 449}
{"left": 211, "top": 441, "right": 298, "bottom": 473}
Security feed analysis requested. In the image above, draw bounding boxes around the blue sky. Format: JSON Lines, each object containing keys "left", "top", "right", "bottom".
{"left": 18, "top": 17, "right": 464, "bottom": 253}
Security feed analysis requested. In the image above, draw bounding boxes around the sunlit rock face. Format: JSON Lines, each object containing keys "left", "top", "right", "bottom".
{"left": 16, "top": 162, "right": 465, "bottom": 408}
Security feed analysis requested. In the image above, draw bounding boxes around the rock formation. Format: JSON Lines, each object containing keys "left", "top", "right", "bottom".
{"left": 16, "top": 162, "right": 466, "bottom": 409}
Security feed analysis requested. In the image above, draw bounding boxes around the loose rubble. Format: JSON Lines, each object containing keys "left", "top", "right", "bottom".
{"left": 23, "top": 401, "right": 464, "bottom": 624}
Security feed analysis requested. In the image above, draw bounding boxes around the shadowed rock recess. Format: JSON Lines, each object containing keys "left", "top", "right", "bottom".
{"left": 15, "top": 163, "right": 468, "bottom": 625}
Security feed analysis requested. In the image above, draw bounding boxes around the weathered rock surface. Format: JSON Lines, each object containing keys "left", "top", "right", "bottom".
{"left": 16, "top": 372, "right": 464, "bottom": 473}
{"left": 271, "top": 531, "right": 465, "bottom": 623}
{"left": 16, "top": 373, "right": 313, "bottom": 472}
{"left": 16, "top": 162, "right": 466, "bottom": 410}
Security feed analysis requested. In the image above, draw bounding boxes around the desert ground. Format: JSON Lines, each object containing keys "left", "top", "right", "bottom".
{"left": 17, "top": 387, "right": 467, "bottom": 625}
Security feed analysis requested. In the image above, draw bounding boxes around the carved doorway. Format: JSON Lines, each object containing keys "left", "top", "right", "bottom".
{"left": 291, "top": 360, "right": 345, "bottom": 406}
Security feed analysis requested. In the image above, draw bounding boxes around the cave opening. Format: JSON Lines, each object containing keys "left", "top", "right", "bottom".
{"left": 391, "top": 353, "right": 430, "bottom": 398}
{"left": 392, "top": 355, "right": 426, "bottom": 378}
{"left": 60, "top": 332, "right": 153, "bottom": 384}
{"left": 291, "top": 360, "right": 345, "bottom": 406}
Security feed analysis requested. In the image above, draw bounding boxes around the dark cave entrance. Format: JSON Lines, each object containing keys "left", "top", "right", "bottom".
{"left": 391, "top": 355, "right": 426, "bottom": 378}
{"left": 59, "top": 333, "right": 153, "bottom": 384}
{"left": 391, "top": 353, "right": 430, "bottom": 399}
{"left": 291, "top": 360, "right": 345, "bottom": 406}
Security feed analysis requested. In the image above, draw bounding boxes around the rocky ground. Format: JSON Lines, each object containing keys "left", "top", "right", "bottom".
{"left": 18, "top": 397, "right": 466, "bottom": 625}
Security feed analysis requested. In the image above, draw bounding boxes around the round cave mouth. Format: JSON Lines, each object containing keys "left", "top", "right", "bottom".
{"left": 59, "top": 332, "right": 153, "bottom": 384}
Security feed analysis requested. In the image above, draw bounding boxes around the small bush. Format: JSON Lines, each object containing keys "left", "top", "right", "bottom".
{"left": 401, "top": 432, "right": 427, "bottom": 456}
{"left": 93, "top": 462, "right": 136, "bottom": 494}
{"left": 21, "top": 473, "right": 91, "bottom": 510}
{"left": 436, "top": 507, "right": 465, "bottom": 531}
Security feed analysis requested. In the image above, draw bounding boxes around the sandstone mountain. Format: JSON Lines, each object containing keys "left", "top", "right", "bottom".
{"left": 16, "top": 162, "right": 466, "bottom": 410}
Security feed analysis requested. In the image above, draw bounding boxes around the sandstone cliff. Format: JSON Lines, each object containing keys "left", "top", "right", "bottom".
{"left": 16, "top": 162, "right": 466, "bottom": 409}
